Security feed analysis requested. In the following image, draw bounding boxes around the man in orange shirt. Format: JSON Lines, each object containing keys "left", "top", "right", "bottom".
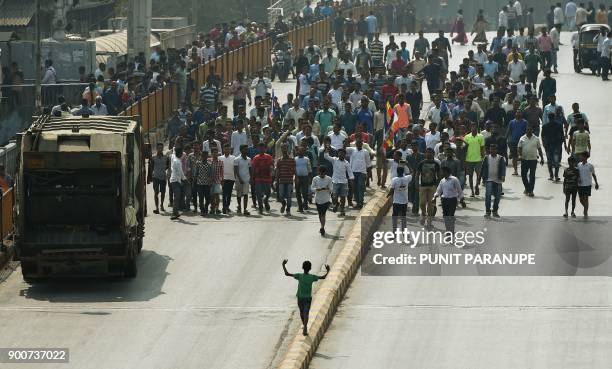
{"left": 393, "top": 93, "right": 412, "bottom": 139}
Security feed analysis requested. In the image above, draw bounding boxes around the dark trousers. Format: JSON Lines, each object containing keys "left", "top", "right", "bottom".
{"left": 542, "top": 51, "right": 552, "bottom": 69}
{"left": 197, "top": 184, "right": 211, "bottom": 213}
{"left": 441, "top": 197, "right": 458, "bottom": 233}
{"left": 601, "top": 56, "right": 611, "bottom": 80}
{"left": 170, "top": 181, "right": 182, "bottom": 216}
{"left": 232, "top": 98, "right": 246, "bottom": 114}
{"left": 521, "top": 159, "right": 538, "bottom": 193}
{"left": 191, "top": 181, "right": 198, "bottom": 209}
{"left": 353, "top": 172, "right": 366, "bottom": 206}
{"left": 222, "top": 180, "right": 234, "bottom": 210}
{"left": 295, "top": 176, "right": 310, "bottom": 209}
{"left": 544, "top": 143, "right": 562, "bottom": 178}
{"left": 485, "top": 181, "right": 501, "bottom": 212}
{"left": 392, "top": 203, "right": 407, "bottom": 230}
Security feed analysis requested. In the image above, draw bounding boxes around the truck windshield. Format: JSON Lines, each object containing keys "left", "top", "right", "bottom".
{"left": 24, "top": 170, "right": 121, "bottom": 225}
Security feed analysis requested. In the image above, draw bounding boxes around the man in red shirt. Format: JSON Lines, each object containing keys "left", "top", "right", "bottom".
{"left": 252, "top": 142, "right": 274, "bottom": 214}
{"left": 380, "top": 76, "right": 399, "bottom": 103}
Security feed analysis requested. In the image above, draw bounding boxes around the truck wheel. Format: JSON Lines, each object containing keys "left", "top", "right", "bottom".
{"left": 137, "top": 238, "right": 143, "bottom": 253}
{"left": 124, "top": 254, "right": 137, "bottom": 278}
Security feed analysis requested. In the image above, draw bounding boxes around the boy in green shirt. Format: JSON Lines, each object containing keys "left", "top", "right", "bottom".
{"left": 282, "top": 259, "right": 330, "bottom": 336}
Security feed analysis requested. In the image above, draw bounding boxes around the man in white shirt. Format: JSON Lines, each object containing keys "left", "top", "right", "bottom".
{"left": 338, "top": 56, "right": 358, "bottom": 78}
{"left": 323, "top": 147, "right": 354, "bottom": 216}
{"left": 327, "top": 80, "right": 344, "bottom": 107}
{"left": 230, "top": 121, "right": 249, "bottom": 156}
{"left": 284, "top": 98, "right": 306, "bottom": 124}
{"left": 41, "top": 60, "right": 57, "bottom": 84}
{"left": 200, "top": 40, "right": 216, "bottom": 62}
{"left": 575, "top": 3, "right": 588, "bottom": 27}
{"left": 219, "top": 145, "right": 236, "bottom": 214}
{"left": 473, "top": 44, "right": 488, "bottom": 65}
{"left": 514, "top": 0, "right": 523, "bottom": 28}
{"left": 311, "top": 166, "right": 334, "bottom": 235}
{"left": 424, "top": 122, "right": 441, "bottom": 150}
{"left": 251, "top": 70, "right": 272, "bottom": 98}
{"left": 481, "top": 144, "right": 506, "bottom": 217}
{"left": 170, "top": 146, "right": 186, "bottom": 219}
{"left": 426, "top": 96, "right": 443, "bottom": 125}
{"left": 234, "top": 144, "right": 252, "bottom": 215}
{"left": 517, "top": 126, "right": 544, "bottom": 196}
{"left": 508, "top": 53, "right": 527, "bottom": 81}
{"left": 549, "top": 25, "right": 560, "bottom": 73}
{"left": 432, "top": 166, "right": 463, "bottom": 233}
{"left": 328, "top": 123, "right": 348, "bottom": 150}
{"left": 346, "top": 139, "right": 371, "bottom": 209}
{"left": 91, "top": 96, "right": 108, "bottom": 115}
{"left": 577, "top": 153, "right": 599, "bottom": 218}
{"left": 498, "top": 7, "right": 509, "bottom": 30}
{"left": 387, "top": 166, "right": 412, "bottom": 231}
{"left": 553, "top": 3, "right": 564, "bottom": 34}
{"left": 565, "top": 1, "right": 578, "bottom": 30}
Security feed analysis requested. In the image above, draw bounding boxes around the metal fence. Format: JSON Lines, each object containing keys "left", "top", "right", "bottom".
{"left": 120, "top": 3, "right": 376, "bottom": 136}
{"left": 0, "top": 188, "right": 13, "bottom": 242}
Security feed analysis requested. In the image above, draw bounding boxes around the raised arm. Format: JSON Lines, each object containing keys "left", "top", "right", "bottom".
{"left": 282, "top": 259, "right": 294, "bottom": 277}
{"left": 318, "top": 264, "right": 331, "bottom": 279}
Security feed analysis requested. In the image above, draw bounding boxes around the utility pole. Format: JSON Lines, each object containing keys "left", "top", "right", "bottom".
{"left": 127, "top": 0, "right": 152, "bottom": 61}
{"left": 34, "top": 0, "right": 42, "bottom": 113}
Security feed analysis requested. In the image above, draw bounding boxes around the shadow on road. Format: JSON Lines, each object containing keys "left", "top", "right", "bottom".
{"left": 18, "top": 250, "right": 172, "bottom": 303}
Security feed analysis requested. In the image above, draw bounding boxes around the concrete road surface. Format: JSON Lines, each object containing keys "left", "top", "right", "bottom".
{"left": 310, "top": 31, "right": 612, "bottom": 369}
{"left": 0, "top": 75, "right": 377, "bottom": 369}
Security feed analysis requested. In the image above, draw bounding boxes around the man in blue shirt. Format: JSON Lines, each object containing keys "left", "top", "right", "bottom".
{"left": 489, "top": 29, "right": 505, "bottom": 52}
{"left": 483, "top": 54, "right": 500, "bottom": 78}
{"left": 354, "top": 97, "right": 374, "bottom": 134}
{"left": 542, "top": 95, "right": 564, "bottom": 125}
{"left": 365, "top": 12, "right": 378, "bottom": 45}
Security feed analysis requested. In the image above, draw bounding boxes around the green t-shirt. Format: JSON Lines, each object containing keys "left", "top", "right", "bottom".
{"left": 293, "top": 273, "right": 320, "bottom": 299}
{"left": 464, "top": 133, "right": 485, "bottom": 163}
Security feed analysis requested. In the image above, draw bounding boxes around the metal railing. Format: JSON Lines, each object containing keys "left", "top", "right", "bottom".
{"left": 0, "top": 188, "right": 13, "bottom": 242}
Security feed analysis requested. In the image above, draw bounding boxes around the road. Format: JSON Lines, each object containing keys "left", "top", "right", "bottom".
{"left": 310, "top": 31, "right": 612, "bottom": 369}
{"left": 0, "top": 75, "right": 373, "bottom": 369}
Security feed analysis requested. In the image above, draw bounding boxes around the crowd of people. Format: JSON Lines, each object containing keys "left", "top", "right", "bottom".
{"left": 153, "top": 0, "right": 604, "bottom": 240}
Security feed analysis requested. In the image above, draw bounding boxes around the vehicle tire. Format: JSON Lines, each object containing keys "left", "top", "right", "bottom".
{"left": 279, "top": 67, "right": 288, "bottom": 83}
{"left": 137, "top": 237, "right": 143, "bottom": 253}
{"left": 574, "top": 61, "right": 581, "bottom": 73}
{"left": 124, "top": 250, "right": 137, "bottom": 278}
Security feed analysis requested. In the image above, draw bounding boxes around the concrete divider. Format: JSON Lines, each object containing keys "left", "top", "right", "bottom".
{"left": 278, "top": 189, "right": 392, "bottom": 369}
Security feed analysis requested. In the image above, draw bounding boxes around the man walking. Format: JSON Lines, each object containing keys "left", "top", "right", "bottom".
{"left": 416, "top": 148, "right": 441, "bottom": 227}
{"left": 347, "top": 139, "right": 371, "bottom": 209}
{"left": 388, "top": 166, "right": 412, "bottom": 232}
{"left": 432, "top": 166, "right": 463, "bottom": 233}
{"left": 234, "top": 144, "right": 252, "bottom": 216}
{"left": 464, "top": 122, "right": 485, "bottom": 197}
{"left": 169, "top": 145, "right": 186, "bottom": 220}
{"left": 252, "top": 142, "right": 274, "bottom": 214}
{"left": 518, "top": 126, "right": 545, "bottom": 197}
{"left": 219, "top": 145, "right": 236, "bottom": 214}
{"left": 282, "top": 259, "right": 330, "bottom": 336}
{"left": 276, "top": 144, "right": 296, "bottom": 216}
{"left": 481, "top": 144, "right": 506, "bottom": 217}
{"left": 149, "top": 142, "right": 168, "bottom": 214}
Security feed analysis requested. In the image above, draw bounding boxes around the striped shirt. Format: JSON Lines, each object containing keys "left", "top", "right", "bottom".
{"left": 276, "top": 157, "right": 296, "bottom": 183}
{"left": 200, "top": 86, "right": 219, "bottom": 107}
{"left": 369, "top": 40, "right": 384, "bottom": 61}
{"left": 211, "top": 160, "right": 224, "bottom": 184}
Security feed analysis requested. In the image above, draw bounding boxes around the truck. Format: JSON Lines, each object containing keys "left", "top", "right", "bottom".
{"left": 13, "top": 115, "right": 147, "bottom": 281}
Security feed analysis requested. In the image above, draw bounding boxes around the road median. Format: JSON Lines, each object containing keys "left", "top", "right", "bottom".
{"left": 278, "top": 189, "right": 391, "bottom": 369}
